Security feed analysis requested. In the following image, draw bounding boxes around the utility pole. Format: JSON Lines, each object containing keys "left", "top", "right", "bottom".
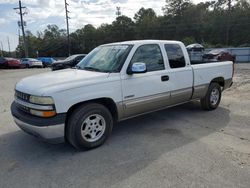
{"left": 0, "top": 41, "right": 3, "bottom": 57}
{"left": 226, "top": 0, "right": 232, "bottom": 45}
{"left": 116, "top": 7, "right": 121, "bottom": 17}
{"left": 14, "top": 0, "right": 28, "bottom": 58}
{"left": 18, "top": 28, "right": 20, "bottom": 46}
{"left": 7, "top": 37, "right": 11, "bottom": 57}
{"left": 64, "top": 0, "right": 70, "bottom": 56}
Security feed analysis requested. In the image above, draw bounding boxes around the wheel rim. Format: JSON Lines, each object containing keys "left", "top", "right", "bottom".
{"left": 210, "top": 88, "right": 220, "bottom": 106}
{"left": 80, "top": 114, "right": 106, "bottom": 142}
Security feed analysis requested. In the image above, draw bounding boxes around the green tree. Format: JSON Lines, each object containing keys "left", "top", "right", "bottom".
{"left": 111, "top": 16, "right": 135, "bottom": 42}
{"left": 163, "top": 0, "right": 191, "bottom": 17}
{"left": 39, "top": 25, "right": 67, "bottom": 57}
{"left": 71, "top": 24, "right": 97, "bottom": 53}
{"left": 134, "top": 8, "right": 158, "bottom": 39}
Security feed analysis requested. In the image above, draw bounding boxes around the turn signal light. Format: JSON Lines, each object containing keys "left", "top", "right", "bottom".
{"left": 30, "top": 109, "right": 56, "bottom": 117}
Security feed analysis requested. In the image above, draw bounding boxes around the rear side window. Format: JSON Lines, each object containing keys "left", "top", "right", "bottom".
{"left": 164, "top": 44, "right": 186, "bottom": 68}
{"left": 130, "top": 44, "right": 164, "bottom": 72}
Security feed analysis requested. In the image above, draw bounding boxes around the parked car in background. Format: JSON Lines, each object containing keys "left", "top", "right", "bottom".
{"left": 0, "top": 57, "right": 21, "bottom": 69}
{"left": 186, "top": 43, "right": 204, "bottom": 64}
{"left": 37, "top": 57, "right": 56, "bottom": 67}
{"left": 51, "top": 54, "right": 86, "bottom": 71}
{"left": 203, "top": 49, "right": 236, "bottom": 63}
{"left": 21, "top": 58, "right": 43, "bottom": 68}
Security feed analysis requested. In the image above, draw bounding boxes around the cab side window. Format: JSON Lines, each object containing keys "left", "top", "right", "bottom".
{"left": 130, "top": 44, "right": 164, "bottom": 72}
{"left": 164, "top": 44, "right": 186, "bottom": 68}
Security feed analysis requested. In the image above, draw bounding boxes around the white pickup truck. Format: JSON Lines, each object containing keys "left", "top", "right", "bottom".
{"left": 11, "top": 40, "right": 233, "bottom": 149}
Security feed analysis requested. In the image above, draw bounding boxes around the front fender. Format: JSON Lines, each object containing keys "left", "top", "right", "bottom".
{"left": 52, "top": 79, "right": 122, "bottom": 114}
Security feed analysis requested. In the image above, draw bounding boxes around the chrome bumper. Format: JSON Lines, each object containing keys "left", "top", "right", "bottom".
{"left": 14, "top": 117, "right": 65, "bottom": 143}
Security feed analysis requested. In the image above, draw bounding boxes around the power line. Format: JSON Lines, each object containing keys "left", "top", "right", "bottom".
{"left": 65, "top": 0, "right": 70, "bottom": 56}
{"left": 14, "top": 0, "right": 29, "bottom": 58}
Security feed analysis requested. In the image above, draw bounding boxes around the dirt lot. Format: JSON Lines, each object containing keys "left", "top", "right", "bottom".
{"left": 0, "top": 65, "right": 249, "bottom": 188}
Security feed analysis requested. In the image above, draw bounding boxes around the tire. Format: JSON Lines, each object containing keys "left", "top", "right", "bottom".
{"left": 25, "top": 64, "right": 29, "bottom": 68}
{"left": 200, "top": 82, "right": 221, "bottom": 110}
{"left": 66, "top": 103, "right": 113, "bottom": 150}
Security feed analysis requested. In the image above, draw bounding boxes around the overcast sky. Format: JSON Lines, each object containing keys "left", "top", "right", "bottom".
{"left": 0, "top": 0, "right": 204, "bottom": 51}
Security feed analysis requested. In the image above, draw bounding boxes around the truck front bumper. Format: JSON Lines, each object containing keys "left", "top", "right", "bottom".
{"left": 11, "top": 102, "right": 66, "bottom": 143}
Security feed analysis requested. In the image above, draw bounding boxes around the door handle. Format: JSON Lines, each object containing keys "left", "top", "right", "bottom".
{"left": 161, "top": 75, "right": 169, "bottom": 82}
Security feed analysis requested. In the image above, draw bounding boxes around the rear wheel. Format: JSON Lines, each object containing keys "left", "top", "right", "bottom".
{"left": 66, "top": 103, "right": 113, "bottom": 150}
{"left": 200, "top": 82, "right": 221, "bottom": 110}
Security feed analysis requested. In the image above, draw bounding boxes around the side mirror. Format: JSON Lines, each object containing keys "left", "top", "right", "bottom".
{"left": 127, "top": 62, "right": 147, "bottom": 75}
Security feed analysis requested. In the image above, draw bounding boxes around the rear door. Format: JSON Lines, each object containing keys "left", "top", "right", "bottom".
{"left": 121, "top": 43, "right": 172, "bottom": 118}
{"left": 163, "top": 43, "right": 193, "bottom": 104}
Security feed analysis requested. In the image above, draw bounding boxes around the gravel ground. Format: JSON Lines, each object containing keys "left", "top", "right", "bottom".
{"left": 0, "top": 65, "right": 249, "bottom": 188}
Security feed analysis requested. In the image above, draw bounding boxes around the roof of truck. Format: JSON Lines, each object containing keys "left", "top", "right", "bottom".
{"left": 101, "top": 40, "right": 183, "bottom": 46}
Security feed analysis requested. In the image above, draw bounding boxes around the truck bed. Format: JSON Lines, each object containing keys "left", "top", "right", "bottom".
{"left": 192, "top": 61, "right": 233, "bottom": 87}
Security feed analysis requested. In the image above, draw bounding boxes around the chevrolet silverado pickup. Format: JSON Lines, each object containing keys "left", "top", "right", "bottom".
{"left": 11, "top": 40, "right": 233, "bottom": 150}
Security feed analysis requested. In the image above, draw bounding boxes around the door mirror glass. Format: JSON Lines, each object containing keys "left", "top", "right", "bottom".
{"left": 128, "top": 62, "right": 147, "bottom": 74}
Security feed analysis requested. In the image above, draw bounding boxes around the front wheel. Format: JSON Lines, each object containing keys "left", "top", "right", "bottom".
{"left": 66, "top": 103, "right": 113, "bottom": 150}
{"left": 200, "top": 82, "right": 221, "bottom": 110}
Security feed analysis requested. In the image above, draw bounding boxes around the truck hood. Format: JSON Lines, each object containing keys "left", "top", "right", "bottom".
{"left": 15, "top": 69, "right": 110, "bottom": 96}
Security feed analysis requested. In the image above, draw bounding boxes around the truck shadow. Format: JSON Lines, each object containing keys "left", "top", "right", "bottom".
{"left": 0, "top": 102, "right": 230, "bottom": 187}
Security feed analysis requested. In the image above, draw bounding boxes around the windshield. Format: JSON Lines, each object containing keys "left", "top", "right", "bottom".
{"left": 29, "top": 58, "right": 39, "bottom": 61}
{"left": 65, "top": 55, "right": 78, "bottom": 61}
{"left": 77, "top": 45, "right": 133, "bottom": 73}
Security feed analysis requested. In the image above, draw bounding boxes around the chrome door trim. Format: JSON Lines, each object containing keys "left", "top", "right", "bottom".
{"left": 118, "top": 100, "right": 197, "bottom": 122}
{"left": 124, "top": 91, "right": 170, "bottom": 109}
{"left": 118, "top": 87, "right": 193, "bottom": 120}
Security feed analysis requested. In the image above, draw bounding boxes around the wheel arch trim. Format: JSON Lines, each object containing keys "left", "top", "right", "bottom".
{"left": 65, "top": 97, "right": 120, "bottom": 129}
{"left": 210, "top": 77, "right": 225, "bottom": 87}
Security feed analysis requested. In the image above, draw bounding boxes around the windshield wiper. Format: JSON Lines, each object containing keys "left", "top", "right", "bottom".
{"left": 72, "top": 65, "right": 81, "bottom": 69}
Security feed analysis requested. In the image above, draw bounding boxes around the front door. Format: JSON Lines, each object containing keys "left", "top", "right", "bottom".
{"left": 121, "top": 44, "right": 171, "bottom": 118}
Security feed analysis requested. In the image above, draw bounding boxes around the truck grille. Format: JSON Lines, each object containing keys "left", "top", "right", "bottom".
{"left": 16, "top": 102, "right": 30, "bottom": 113}
{"left": 15, "top": 90, "right": 30, "bottom": 102}
{"left": 15, "top": 90, "right": 31, "bottom": 113}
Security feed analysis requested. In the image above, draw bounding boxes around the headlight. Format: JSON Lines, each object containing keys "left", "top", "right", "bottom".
{"left": 29, "top": 96, "right": 54, "bottom": 105}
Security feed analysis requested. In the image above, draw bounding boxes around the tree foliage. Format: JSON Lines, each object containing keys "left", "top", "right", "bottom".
{"left": 15, "top": 0, "right": 250, "bottom": 58}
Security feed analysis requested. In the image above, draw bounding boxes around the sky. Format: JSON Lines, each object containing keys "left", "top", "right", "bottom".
{"left": 0, "top": 0, "right": 204, "bottom": 51}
